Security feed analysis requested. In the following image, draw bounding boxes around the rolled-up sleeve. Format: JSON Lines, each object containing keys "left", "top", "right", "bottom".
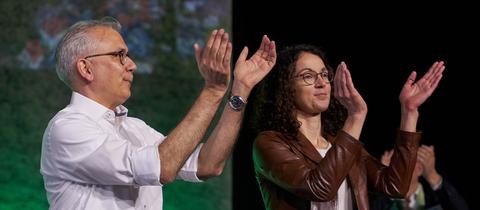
{"left": 176, "top": 144, "right": 203, "bottom": 182}
{"left": 131, "top": 144, "right": 161, "bottom": 185}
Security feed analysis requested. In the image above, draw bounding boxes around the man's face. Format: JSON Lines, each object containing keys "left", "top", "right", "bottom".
{"left": 85, "top": 27, "right": 136, "bottom": 109}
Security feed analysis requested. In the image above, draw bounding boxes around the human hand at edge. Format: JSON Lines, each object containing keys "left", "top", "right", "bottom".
{"left": 333, "top": 61, "right": 368, "bottom": 119}
{"left": 418, "top": 145, "right": 441, "bottom": 186}
{"left": 381, "top": 149, "right": 394, "bottom": 166}
{"left": 231, "top": 35, "right": 276, "bottom": 97}
{"left": 399, "top": 61, "right": 445, "bottom": 112}
{"left": 194, "top": 29, "right": 232, "bottom": 96}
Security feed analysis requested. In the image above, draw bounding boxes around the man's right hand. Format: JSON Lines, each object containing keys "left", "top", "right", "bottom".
{"left": 194, "top": 29, "right": 232, "bottom": 96}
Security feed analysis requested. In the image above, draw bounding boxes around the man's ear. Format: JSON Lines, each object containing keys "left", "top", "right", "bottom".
{"left": 76, "top": 59, "right": 94, "bottom": 81}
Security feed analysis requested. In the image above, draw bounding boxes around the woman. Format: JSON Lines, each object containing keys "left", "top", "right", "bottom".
{"left": 251, "top": 44, "right": 445, "bottom": 210}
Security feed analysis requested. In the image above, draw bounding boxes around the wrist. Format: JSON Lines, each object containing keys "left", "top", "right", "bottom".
{"left": 231, "top": 81, "right": 251, "bottom": 99}
{"left": 201, "top": 87, "right": 226, "bottom": 103}
{"left": 400, "top": 110, "right": 418, "bottom": 132}
{"left": 426, "top": 171, "right": 442, "bottom": 188}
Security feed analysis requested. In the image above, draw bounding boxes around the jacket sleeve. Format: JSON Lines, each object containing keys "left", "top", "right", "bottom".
{"left": 365, "top": 130, "right": 421, "bottom": 197}
{"left": 253, "top": 130, "right": 363, "bottom": 201}
{"left": 429, "top": 178, "right": 470, "bottom": 210}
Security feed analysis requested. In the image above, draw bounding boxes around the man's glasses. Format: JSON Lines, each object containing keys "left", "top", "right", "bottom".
{"left": 294, "top": 70, "right": 333, "bottom": 85}
{"left": 84, "top": 50, "right": 130, "bottom": 65}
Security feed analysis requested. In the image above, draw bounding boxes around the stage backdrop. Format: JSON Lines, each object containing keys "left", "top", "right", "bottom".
{"left": 0, "top": 0, "right": 232, "bottom": 209}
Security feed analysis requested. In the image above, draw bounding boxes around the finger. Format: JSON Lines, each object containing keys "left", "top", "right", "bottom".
{"left": 222, "top": 42, "right": 232, "bottom": 70}
{"left": 417, "top": 147, "right": 427, "bottom": 156}
{"left": 418, "top": 145, "right": 430, "bottom": 153}
{"left": 339, "top": 62, "right": 349, "bottom": 97}
{"left": 343, "top": 63, "right": 356, "bottom": 93}
{"left": 268, "top": 40, "right": 277, "bottom": 65}
{"left": 261, "top": 35, "right": 271, "bottom": 58}
{"left": 210, "top": 29, "right": 225, "bottom": 59}
{"left": 403, "top": 71, "right": 417, "bottom": 87}
{"left": 424, "top": 61, "right": 444, "bottom": 82}
{"left": 422, "top": 61, "right": 439, "bottom": 81}
{"left": 217, "top": 32, "right": 229, "bottom": 63}
{"left": 417, "top": 151, "right": 427, "bottom": 161}
{"left": 204, "top": 29, "right": 218, "bottom": 61}
{"left": 336, "top": 62, "right": 347, "bottom": 98}
{"left": 236, "top": 46, "right": 249, "bottom": 64}
{"left": 417, "top": 155, "right": 426, "bottom": 165}
{"left": 333, "top": 63, "right": 344, "bottom": 98}
{"left": 424, "top": 145, "right": 434, "bottom": 156}
{"left": 388, "top": 149, "right": 394, "bottom": 157}
{"left": 429, "top": 65, "right": 444, "bottom": 89}
{"left": 194, "top": 43, "right": 202, "bottom": 64}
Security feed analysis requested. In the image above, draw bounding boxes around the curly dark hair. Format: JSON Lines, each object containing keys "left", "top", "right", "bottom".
{"left": 252, "top": 44, "right": 347, "bottom": 139}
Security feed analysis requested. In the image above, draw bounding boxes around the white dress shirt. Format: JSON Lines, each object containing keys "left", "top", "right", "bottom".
{"left": 41, "top": 92, "right": 203, "bottom": 210}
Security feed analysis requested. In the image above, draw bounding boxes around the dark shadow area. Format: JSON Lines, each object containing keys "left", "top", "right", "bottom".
{"left": 233, "top": 1, "right": 478, "bottom": 209}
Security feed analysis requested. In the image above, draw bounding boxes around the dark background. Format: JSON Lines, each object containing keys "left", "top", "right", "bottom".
{"left": 232, "top": 1, "right": 478, "bottom": 209}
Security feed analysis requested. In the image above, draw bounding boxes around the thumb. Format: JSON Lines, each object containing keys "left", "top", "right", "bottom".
{"left": 404, "top": 71, "right": 417, "bottom": 87}
{"left": 237, "top": 46, "right": 249, "bottom": 63}
{"left": 194, "top": 43, "right": 202, "bottom": 64}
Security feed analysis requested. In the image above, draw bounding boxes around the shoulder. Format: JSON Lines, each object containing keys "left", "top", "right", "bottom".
{"left": 125, "top": 116, "right": 149, "bottom": 126}
{"left": 254, "top": 131, "right": 290, "bottom": 145}
{"left": 47, "top": 107, "right": 98, "bottom": 134}
{"left": 253, "top": 131, "right": 294, "bottom": 155}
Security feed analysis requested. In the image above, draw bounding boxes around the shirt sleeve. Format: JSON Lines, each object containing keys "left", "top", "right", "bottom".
{"left": 176, "top": 144, "right": 204, "bottom": 182}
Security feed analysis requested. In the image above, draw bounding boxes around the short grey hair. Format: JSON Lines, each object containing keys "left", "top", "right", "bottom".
{"left": 55, "top": 17, "right": 122, "bottom": 88}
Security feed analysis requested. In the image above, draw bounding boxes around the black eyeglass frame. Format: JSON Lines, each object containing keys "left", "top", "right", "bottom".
{"left": 84, "top": 50, "right": 130, "bottom": 65}
{"left": 294, "top": 70, "right": 334, "bottom": 85}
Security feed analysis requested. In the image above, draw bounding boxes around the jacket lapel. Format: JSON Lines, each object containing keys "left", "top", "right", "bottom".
{"left": 290, "top": 132, "right": 322, "bottom": 164}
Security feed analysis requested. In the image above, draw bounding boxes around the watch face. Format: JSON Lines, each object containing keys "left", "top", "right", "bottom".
{"left": 229, "top": 96, "right": 246, "bottom": 111}
{"left": 231, "top": 97, "right": 243, "bottom": 107}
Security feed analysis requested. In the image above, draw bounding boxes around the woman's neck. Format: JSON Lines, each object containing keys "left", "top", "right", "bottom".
{"left": 297, "top": 113, "right": 328, "bottom": 149}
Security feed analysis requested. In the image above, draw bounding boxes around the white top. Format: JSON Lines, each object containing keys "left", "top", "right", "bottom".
{"left": 311, "top": 143, "right": 353, "bottom": 210}
{"left": 40, "top": 92, "right": 203, "bottom": 210}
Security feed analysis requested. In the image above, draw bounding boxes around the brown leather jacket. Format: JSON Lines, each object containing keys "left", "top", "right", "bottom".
{"left": 253, "top": 130, "right": 421, "bottom": 210}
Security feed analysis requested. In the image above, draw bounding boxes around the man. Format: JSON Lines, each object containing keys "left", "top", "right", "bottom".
{"left": 40, "top": 17, "right": 276, "bottom": 209}
{"left": 370, "top": 145, "right": 470, "bottom": 210}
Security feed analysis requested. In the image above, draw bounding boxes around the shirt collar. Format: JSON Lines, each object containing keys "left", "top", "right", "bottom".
{"left": 69, "top": 92, "right": 129, "bottom": 120}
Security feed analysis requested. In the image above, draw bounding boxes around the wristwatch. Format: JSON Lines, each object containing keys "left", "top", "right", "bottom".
{"left": 228, "top": 95, "right": 247, "bottom": 111}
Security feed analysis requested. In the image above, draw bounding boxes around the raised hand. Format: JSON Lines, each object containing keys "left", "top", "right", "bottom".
{"left": 380, "top": 149, "right": 394, "bottom": 166}
{"left": 232, "top": 35, "right": 276, "bottom": 95}
{"left": 333, "top": 61, "right": 367, "bottom": 118}
{"left": 334, "top": 62, "right": 367, "bottom": 139}
{"left": 194, "top": 29, "right": 232, "bottom": 95}
{"left": 417, "top": 145, "right": 439, "bottom": 182}
{"left": 399, "top": 61, "right": 445, "bottom": 111}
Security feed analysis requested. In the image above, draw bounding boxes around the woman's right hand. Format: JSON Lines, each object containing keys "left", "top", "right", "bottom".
{"left": 334, "top": 61, "right": 368, "bottom": 119}
{"left": 334, "top": 61, "right": 367, "bottom": 139}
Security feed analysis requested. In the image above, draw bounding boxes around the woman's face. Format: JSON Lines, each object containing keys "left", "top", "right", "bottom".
{"left": 292, "top": 52, "right": 331, "bottom": 116}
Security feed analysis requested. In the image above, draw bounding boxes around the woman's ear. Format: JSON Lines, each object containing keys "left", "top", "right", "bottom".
{"left": 76, "top": 59, "right": 94, "bottom": 81}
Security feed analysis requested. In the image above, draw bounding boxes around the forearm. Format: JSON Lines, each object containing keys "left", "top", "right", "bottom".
{"left": 197, "top": 105, "right": 243, "bottom": 179}
{"left": 378, "top": 130, "right": 421, "bottom": 196}
{"left": 197, "top": 81, "right": 249, "bottom": 179}
{"left": 342, "top": 113, "right": 366, "bottom": 140}
{"left": 400, "top": 107, "right": 418, "bottom": 132}
{"left": 158, "top": 88, "right": 224, "bottom": 183}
